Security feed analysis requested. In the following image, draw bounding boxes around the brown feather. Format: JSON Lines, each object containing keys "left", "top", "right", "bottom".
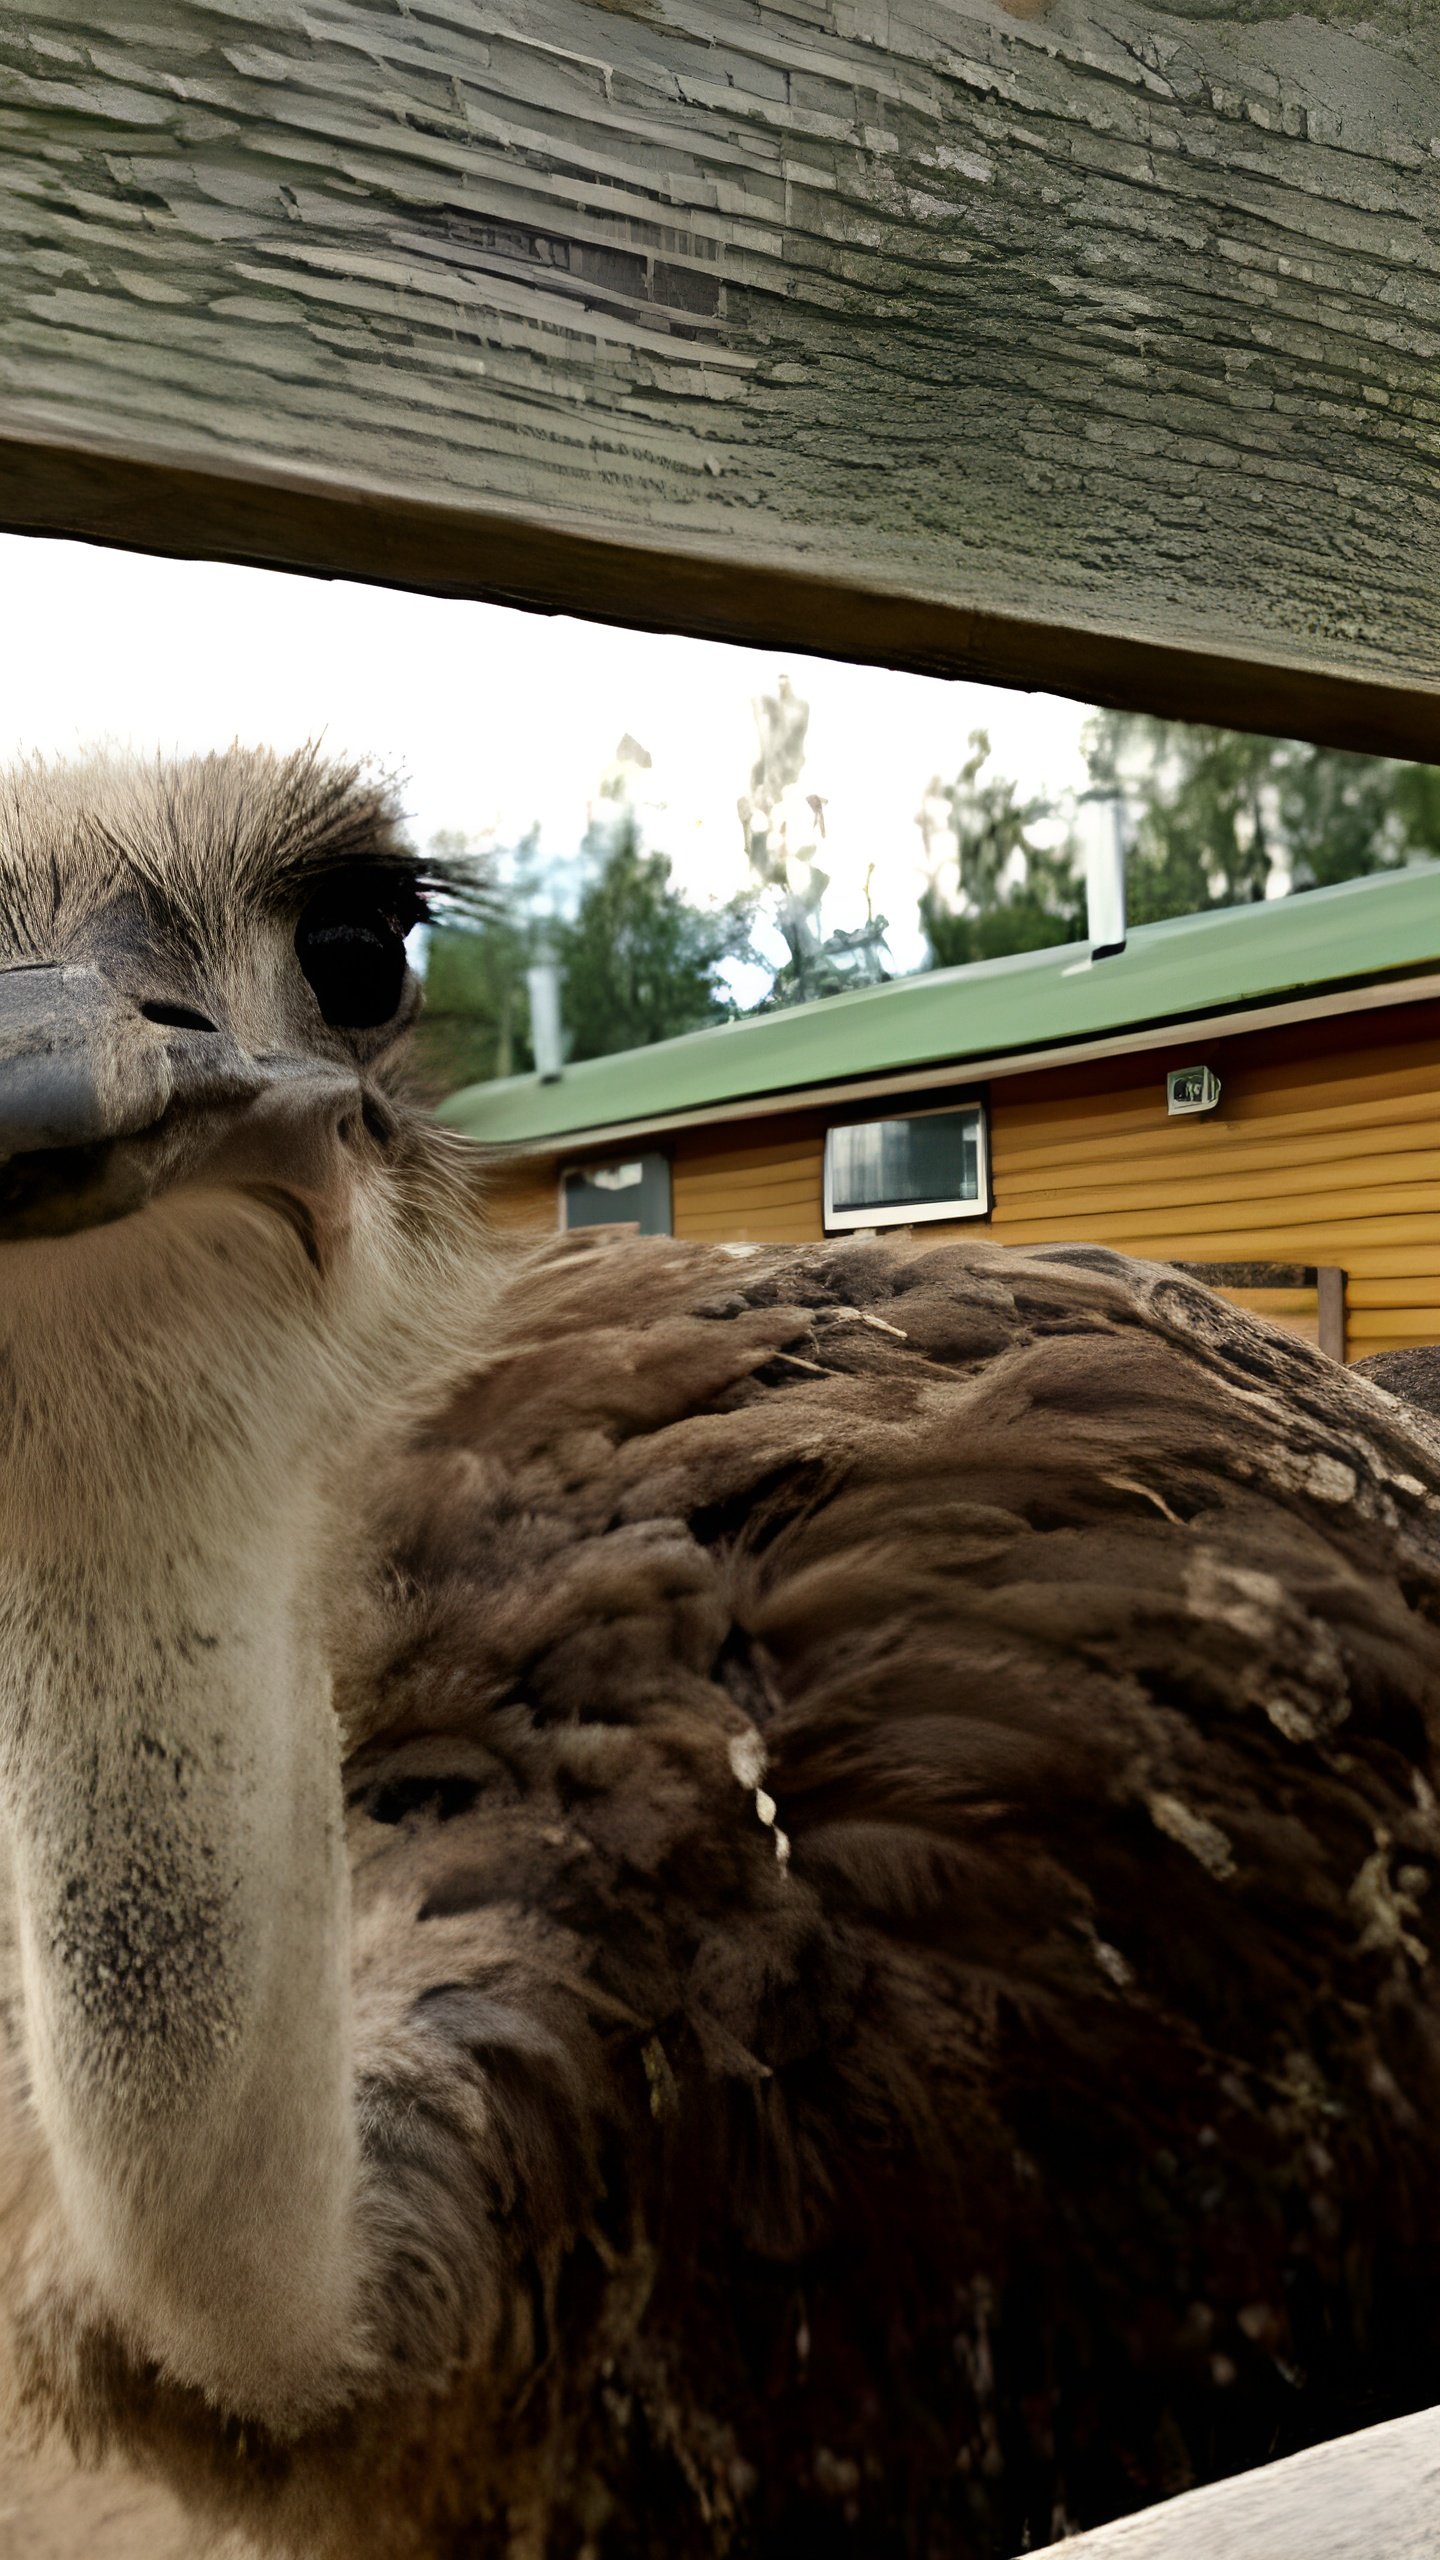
{"left": 68, "top": 1228, "right": 1440, "bottom": 2558}
{"left": 6, "top": 751, "right": 1440, "bottom": 2558}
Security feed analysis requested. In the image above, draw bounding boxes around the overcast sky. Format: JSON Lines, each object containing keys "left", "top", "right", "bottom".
{"left": 0, "top": 530, "right": 1096, "bottom": 978}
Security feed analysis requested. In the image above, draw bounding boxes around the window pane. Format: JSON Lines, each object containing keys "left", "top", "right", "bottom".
{"left": 829, "top": 1112, "right": 979, "bottom": 1213}
{"left": 563, "top": 1152, "right": 672, "bottom": 1235}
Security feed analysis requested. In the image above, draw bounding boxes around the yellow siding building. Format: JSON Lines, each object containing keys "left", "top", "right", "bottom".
{"left": 441, "top": 869, "right": 1440, "bottom": 1366}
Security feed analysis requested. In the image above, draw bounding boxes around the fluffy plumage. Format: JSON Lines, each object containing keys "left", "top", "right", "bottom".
{"left": 6, "top": 751, "right": 1440, "bottom": 2560}
{"left": 41, "top": 1225, "right": 1440, "bottom": 2559}
{"left": 1357, "top": 1344, "right": 1440, "bottom": 1420}
{"left": 0, "top": 743, "right": 480, "bottom": 953}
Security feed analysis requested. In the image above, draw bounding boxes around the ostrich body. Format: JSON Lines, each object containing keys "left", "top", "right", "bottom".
{"left": 4, "top": 754, "right": 1440, "bottom": 2559}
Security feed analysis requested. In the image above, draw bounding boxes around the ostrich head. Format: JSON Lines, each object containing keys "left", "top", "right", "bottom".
{"left": 0, "top": 743, "right": 490, "bottom": 1373}
{"left": 0, "top": 744, "right": 498, "bottom": 1594}
{"left": 0, "top": 748, "right": 497, "bottom": 2442}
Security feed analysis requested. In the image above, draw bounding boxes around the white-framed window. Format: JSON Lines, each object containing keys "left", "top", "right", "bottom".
{"left": 561, "top": 1152, "right": 672, "bottom": 1236}
{"left": 823, "top": 1101, "right": 989, "bottom": 1231}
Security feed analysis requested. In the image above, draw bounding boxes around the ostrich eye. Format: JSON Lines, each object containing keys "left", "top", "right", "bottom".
{"left": 296, "top": 889, "right": 412, "bottom": 1030}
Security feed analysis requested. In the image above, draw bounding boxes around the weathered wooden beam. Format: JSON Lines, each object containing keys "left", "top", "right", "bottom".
{"left": 1033, "top": 2403, "right": 1440, "bottom": 2558}
{"left": 1, "top": 3, "right": 1438, "bottom": 756}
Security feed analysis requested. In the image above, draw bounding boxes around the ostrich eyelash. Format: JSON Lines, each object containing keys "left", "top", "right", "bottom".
{"left": 287, "top": 855, "right": 497, "bottom": 942}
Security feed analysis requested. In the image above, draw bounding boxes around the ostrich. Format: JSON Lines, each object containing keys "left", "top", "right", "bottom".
{"left": 4, "top": 748, "right": 1440, "bottom": 2560}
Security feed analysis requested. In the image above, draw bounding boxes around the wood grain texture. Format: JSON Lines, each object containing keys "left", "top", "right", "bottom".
{"left": 1036, "top": 2400, "right": 1440, "bottom": 2559}
{"left": 988, "top": 1008, "right": 1440, "bottom": 1356}
{"left": 1, "top": 2, "right": 1439, "bottom": 747}
{"left": 519, "top": 999, "right": 1440, "bottom": 1355}
{"left": 483, "top": 1149, "right": 560, "bottom": 1231}
{"left": 672, "top": 1111, "right": 825, "bottom": 1241}
{"left": 0, "top": 2441, "right": 237, "bottom": 2560}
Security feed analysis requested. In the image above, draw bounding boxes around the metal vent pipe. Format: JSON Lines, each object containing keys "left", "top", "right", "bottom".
{"left": 526, "top": 953, "right": 565, "bottom": 1083}
{"left": 1086, "top": 794, "right": 1128, "bottom": 961}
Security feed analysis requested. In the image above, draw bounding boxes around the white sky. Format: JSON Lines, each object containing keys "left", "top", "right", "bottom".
{"left": 0, "top": 531, "right": 1095, "bottom": 980}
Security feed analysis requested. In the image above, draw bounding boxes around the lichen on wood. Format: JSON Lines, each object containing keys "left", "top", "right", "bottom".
{"left": 0, "top": 1, "right": 1437, "bottom": 748}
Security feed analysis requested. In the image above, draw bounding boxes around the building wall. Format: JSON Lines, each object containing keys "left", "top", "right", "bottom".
{"left": 985, "top": 1004, "right": 1440, "bottom": 1363}
{"left": 670, "top": 1115, "right": 828, "bottom": 1246}
{"left": 483, "top": 1153, "right": 561, "bottom": 1233}
{"left": 487, "top": 997, "right": 1440, "bottom": 1364}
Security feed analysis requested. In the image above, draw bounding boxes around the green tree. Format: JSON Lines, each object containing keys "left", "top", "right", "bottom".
{"left": 738, "top": 677, "right": 891, "bottom": 1006}
{"left": 408, "top": 830, "right": 541, "bottom": 1103}
{"left": 1274, "top": 741, "right": 1440, "bottom": 889}
{"left": 915, "top": 718, "right": 1440, "bottom": 971}
{"left": 415, "top": 810, "right": 755, "bottom": 1094}
{"left": 917, "top": 732, "right": 1084, "bottom": 967}
{"left": 554, "top": 813, "right": 753, "bottom": 1060}
{"left": 1084, "top": 714, "right": 1440, "bottom": 923}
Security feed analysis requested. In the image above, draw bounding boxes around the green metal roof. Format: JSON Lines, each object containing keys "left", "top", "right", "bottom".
{"left": 436, "top": 863, "right": 1440, "bottom": 1148}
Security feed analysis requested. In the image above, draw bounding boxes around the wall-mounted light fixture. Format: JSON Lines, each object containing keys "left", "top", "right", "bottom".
{"left": 1167, "top": 1063, "right": 1222, "bottom": 1116}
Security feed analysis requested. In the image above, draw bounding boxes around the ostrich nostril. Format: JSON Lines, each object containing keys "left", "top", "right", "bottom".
{"left": 139, "top": 1000, "right": 220, "bottom": 1035}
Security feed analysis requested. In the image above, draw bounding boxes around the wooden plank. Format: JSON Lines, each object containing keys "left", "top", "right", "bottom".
{"left": 997, "top": 1111, "right": 1440, "bottom": 1179}
{"left": 667, "top": 1141, "right": 824, "bottom": 1181}
{"left": 1036, "top": 2402, "right": 1440, "bottom": 2559}
{"left": 483, "top": 1153, "right": 560, "bottom": 1231}
{"left": 999, "top": 1064, "right": 1440, "bottom": 1157}
{"left": 664, "top": 1120, "right": 826, "bottom": 1169}
{"left": 672, "top": 1126, "right": 825, "bottom": 1239}
{"left": 991, "top": 1213, "right": 1440, "bottom": 1260}
{"left": 1347, "top": 1308, "right": 1440, "bottom": 1343}
{"left": 995, "top": 1226, "right": 1439, "bottom": 1274}
{"left": 998, "top": 1135, "right": 1440, "bottom": 1197}
{"left": 1, "top": 5, "right": 1439, "bottom": 747}
{"left": 676, "top": 1182, "right": 823, "bottom": 1214}
{"left": 1219, "top": 1064, "right": 1440, "bottom": 1124}
{"left": 1303, "top": 1242, "right": 1440, "bottom": 1284}
{"left": 674, "top": 1159, "right": 824, "bottom": 1203}
{"left": 999, "top": 1152, "right": 1440, "bottom": 1208}
{"left": 996, "top": 1184, "right": 1440, "bottom": 1241}
{"left": 675, "top": 1196, "right": 822, "bottom": 1227}
{"left": 676, "top": 1195, "right": 823, "bottom": 1225}
{"left": 1317, "top": 1264, "right": 1347, "bottom": 1362}
{"left": 1000, "top": 1013, "right": 1440, "bottom": 1124}
{"left": 996, "top": 1153, "right": 1440, "bottom": 1218}
{"left": 1211, "top": 1288, "right": 1318, "bottom": 1320}
{"left": 1349, "top": 1277, "right": 1440, "bottom": 1308}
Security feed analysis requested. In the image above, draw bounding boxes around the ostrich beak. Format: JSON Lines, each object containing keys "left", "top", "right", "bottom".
{"left": 0, "top": 962, "right": 350, "bottom": 1245}
{"left": 0, "top": 964, "right": 175, "bottom": 1159}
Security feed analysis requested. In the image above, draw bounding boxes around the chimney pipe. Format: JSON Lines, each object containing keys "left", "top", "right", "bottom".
{"left": 527, "top": 953, "right": 565, "bottom": 1083}
{"left": 1087, "top": 794, "right": 1128, "bottom": 961}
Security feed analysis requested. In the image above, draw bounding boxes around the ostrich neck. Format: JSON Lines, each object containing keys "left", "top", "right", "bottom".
{"left": 0, "top": 1266, "right": 363, "bottom": 2428}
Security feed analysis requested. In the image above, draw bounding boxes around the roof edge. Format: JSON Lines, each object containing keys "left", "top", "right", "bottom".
{"left": 467, "top": 965, "right": 1440, "bottom": 1160}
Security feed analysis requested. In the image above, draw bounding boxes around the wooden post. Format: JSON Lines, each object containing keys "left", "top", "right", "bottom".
{"left": 1317, "top": 1267, "right": 1348, "bottom": 1365}
{"left": 0, "top": 4, "right": 1438, "bottom": 752}
{"left": 1026, "top": 2402, "right": 1440, "bottom": 2559}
